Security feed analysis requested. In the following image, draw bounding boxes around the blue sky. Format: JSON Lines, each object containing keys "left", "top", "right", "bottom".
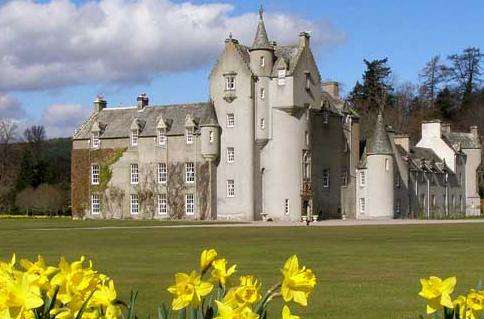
{"left": 0, "top": 0, "right": 483, "bottom": 137}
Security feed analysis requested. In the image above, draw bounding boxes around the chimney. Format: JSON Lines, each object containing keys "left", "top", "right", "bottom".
{"left": 441, "top": 123, "right": 451, "bottom": 133}
{"left": 394, "top": 134, "right": 410, "bottom": 153}
{"left": 137, "top": 93, "right": 149, "bottom": 110}
{"left": 322, "top": 81, "right": 340, "bottom": 99}
{"left": 93, "top": 96, "right": 107, "bottom": 113}
{"left": 299, "top": 31, "right": 310, "bottom": 48}
{"left": 470, "top": 126, "right": 479, "bottom": 139}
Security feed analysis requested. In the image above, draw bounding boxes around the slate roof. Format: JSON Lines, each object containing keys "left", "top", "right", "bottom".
{"left": 252, "top": 9, "right": 272, "bottom": 50}
{"left": 443, "top": 132, "right": 480, "bottom": 149}
{"left": 366, "top": 113, "right": 392, "bottom": 155}
{"left": 396, "top": 145, "right": 450, "bottom": 173}
{"left": 321, "top": 91, "right": 359, "bottom": 118}
{"left": 73, "top": 102, "right": 214, "bottom": 140}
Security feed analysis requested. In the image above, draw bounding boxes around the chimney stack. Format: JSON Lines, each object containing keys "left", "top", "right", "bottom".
{"left": 441, "top": 123, "right": 451, "bottom": 133}
{"left": 137, "top": 93, "right": 149, "bottom": 110}
{"left": 394, "top": 134, "right": 410, "bottom": 153}
{"left": 322, "top": 81, "right": 340, "bottom": 99}
{"left": 299, "top": 31, "right": 310, "bottom": 48}
{"left": 470, "top": 126, "right": 479, "bottom": 139}
{"left": 93, "top": 96, "right": 107, "bottom": 113}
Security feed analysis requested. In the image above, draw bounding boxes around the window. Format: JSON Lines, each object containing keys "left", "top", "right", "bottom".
{"left": 260, "top": 118, "right": 265, "bottom": 130}
{"left": 130, "top": 194, "right": 139, "bottom": 215}
{"left": 385, "top": 158, "right": 390, "bottom": 171}
{"left": 260, "top": 88, "right": 265, "bottom": 99}
{"left": 186, "top": 129, "right": 194, "bottom": 144}
{"left": 323, "top": 111, "right": 329, "bottom": 125}
{"left": 130, "top": 164, "right": 139, "bottom": 184}
{"left": 91, "top": 164, "right": 100, "bottom": 185}
{"left": 395, "top": 200, "right": 401, "bottom": 214}
{"left": 432, "top": 194, "right": 436, "bottom": 208}
{"left": 260, "top": 56, "right": 265, "bottom": 67}
{"left": 226, "top": 75, "right": 236, "bottom": 91}
{"left": 452, "top": 195, "right": 455, "bottom": 208}
{"left": 360, "top": 171, "right": 366, "bottom": 186}
{"left": 305, "top": 131, "right": 309, "bottom": 146}
{"left": 91, "top": 194, "right": 100, "bottom": 215}
{"left": 303, "top": 151, "right": 311, "bottom": 180}
{"left": 131, "top": 130, "right": 138, "bottom": 146}
{"left": 359, "top": 198, "right": 365, "bottom": 213}
{"left": 459, "top": 195, "right": 463, "bottom": 212}
{"left": 227, "top": 180, "right": 235, "bottom": 197}
{"left": 158, "top": 129, "right": 166, "bottom": 146}
{"left": 227, "top": 147, "right": 235, "bottom": 163}
{"left": 185, "top": 193, "right": 195, "bottom": 215}
{"left": 158, "top": 163, "right": 167, "bottom": 184}
{"left": 92, "top": 133, "right": 100, "bottom": 148}
{"left": 305, "top": 72, "right": 311, "bottom": 90}
{"left": 395, "top": 175, "right": 401, "bottom": 188}
{"left": 227, "top": 113, "right": 235, "bottom": 127}
{"left": 284, "top": 199, "right": 289, "bottom": 215}
{"left": 209, "top": 131, "right": 214, "bottom": 143}
{"left": 341, "top": 168, "right": 348, "bottom": 187}
{"left": 185, "top": 162, "right": 195, "bottom": 183}
{"left": 157, "top": 194, "right": 167, "bottom": 215}
{"left": 322, "top": 169, "right": 330, "bottom": 188}
{"left": 278, "top": 69, "right": 286, "bottom": 85}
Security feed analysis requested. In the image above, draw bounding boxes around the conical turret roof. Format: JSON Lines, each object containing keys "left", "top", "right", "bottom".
{"left": 367, "top": 112, "right": 392, "bottom": 155}
{"left": 251, "top": 6, "right": 272, "bottom": 50}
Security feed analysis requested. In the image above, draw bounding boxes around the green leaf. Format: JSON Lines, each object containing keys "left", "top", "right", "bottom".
{"left": 43, "top": 286, "right": 60, "bottom": 318}
{"left": 177, "top": 308, "right": 187, "bottom": 319}
{"left": 75, "top": 289, "right": 96, "bottom": 319}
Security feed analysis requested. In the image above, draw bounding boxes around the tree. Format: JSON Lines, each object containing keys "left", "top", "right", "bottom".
{"left": 24, "top": 125, "right": 45, "bottom": 152}
{"left": 447, "top": 47, "right": 483, "bottom": 105}
{"left": 435, "top": 87, "right": 459, "bottom": 119}
{"left": 0, "top": 120, "right": 18, "bottom": 183}
{"left": 419, "top": 56, "right": 449, "bottom": 108}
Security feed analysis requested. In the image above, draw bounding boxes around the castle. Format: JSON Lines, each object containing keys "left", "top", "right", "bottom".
{"left": 71, "top": 10, "right": 481, "bottom": 220}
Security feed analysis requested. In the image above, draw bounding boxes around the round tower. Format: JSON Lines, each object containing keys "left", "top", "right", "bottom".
{"left": 200, "top": 105, "right": 220, "bottom": 161}
{"left": 249, "top": 7, "right": 274, "bottom": 77}
{"left": 366, "top": 112, "right": 394, "bottom": 218}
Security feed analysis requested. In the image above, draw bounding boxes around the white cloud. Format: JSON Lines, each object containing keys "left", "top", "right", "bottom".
{"left": 0, "top": 93, "right": 26, "bottom": 120}
{"left": 0, "top": 0, "right": 345, "bottom": 91}
{"left": 41, "top": 103, "right": 90, "bottom": 137}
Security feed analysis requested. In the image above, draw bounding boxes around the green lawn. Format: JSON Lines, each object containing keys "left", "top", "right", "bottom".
{"left": 1, "top": 219, "right": 483, "bottom": 318}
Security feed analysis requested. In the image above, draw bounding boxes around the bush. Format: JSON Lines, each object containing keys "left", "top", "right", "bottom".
{"left": 15, "top": 183, "right": 67, "bottom": 215}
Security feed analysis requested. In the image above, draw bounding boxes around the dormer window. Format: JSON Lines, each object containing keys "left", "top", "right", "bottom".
{"left": 131, "top": 130, "right": 138, "bottom": 146}
{"left": 260, "top": 56, "right": 265, "bottom": 67}
{"left": 186, "top": 129, "right": 194, "bottom": 144}
{"left": 92, "top": 132, "right": 100, "bottom": 149}
{"left": 225, "top": 75, "right": 236, "bottom": 91}
{"left": 305, "top": 72, "right": 311, "bottom": 90}
{"left": 278, "top": 69, "right": 286, "bottom": 86}
{"left": 158, "top": 129, "right": 166, "bottom": 146}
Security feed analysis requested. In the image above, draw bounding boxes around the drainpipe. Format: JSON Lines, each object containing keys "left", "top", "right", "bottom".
{"left": 445, "top": 172, "right": 449, "bottom": 216}
{"left": 425, "top": 171, "right": 430, "bottom": 219}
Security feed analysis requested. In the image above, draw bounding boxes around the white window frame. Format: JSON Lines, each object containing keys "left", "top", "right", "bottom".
{"left": 130, "top": 194, "right": 139, "bottom": 215}
{"left": 322, "top": 169, "right": 330, "bottom": 188}
{"left": 209, "top": 131, "right": 214, "bottom": 143}
{"left": 158, "top": 193, "right": 167, "bottom": 215}
{"left": 92, "top": 132, "right": 100, "bottom": 149}
{"left": 91, "top": 194, "right": 100, "bottom": 215}
{"left": 185, "top": 162, "right": 195, "bottom": 184}
{"left": 227, "top": 147, "right": 235, "bottom": 163}
{"left": 260, "top": 118, "right": 265, "bottom": 130}
{"left": 158, "top": 163, "right": 167, "bottom": 184}
{"left": 359, "top": 198, "right": 366, "bottom": 214}
{"left": 385, "top": 158, "right": 390, "bottom": 171}
{"left": 260, "top": 87, "right": 265, "bottom": 99}
{"left": 284, "top": 199, "right": 289, "bottom": 215}
{"left": 227, "top": 113, "right": 235, "bottom": 128}
{"left": 225, "top": 75, "right": 236, "bottom": 91}
{"left": 185, "top": 193, "right": 195, "bottom": 215}
{"left": 186, "top": 129, "right": 194, "bottom": 144}
{"left": 260, "top": 56, "right": 265, "bottom": 67}
{"left": 91, "top": 164, "right": 100, "bottom": 185}
{"left": 131, "top": 130, "right": 139, "bottom": 146}
{"left": 360, "top": 171, "right": 366, "bottom": 186}
{"left": 158, "top": 129, "right": 166, "bottom": 146}
{"left": 278, "top": 69, "right": 286, "bottom": 86}
{"left": 130, "top": 163, "right": 139, "bottom": 185}
{"left": 227, "top": 179, "right": 235, "bottom": 198}
{"left": 305, "top": 131, "right": 309, "bottom": 146}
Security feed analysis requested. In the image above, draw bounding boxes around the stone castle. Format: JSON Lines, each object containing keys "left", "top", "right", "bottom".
{"left": 71, "top": 10, "right": 481, "bottom": 220}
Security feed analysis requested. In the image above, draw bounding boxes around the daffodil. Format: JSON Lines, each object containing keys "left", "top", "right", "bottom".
{"left": 214, "top": 300, "right": 259, "bottom": 319}
{"left": 418, "top": 276, "right": 456, "bottom": 314}
{"left": 211, "top": 259, "right": 237, "bottom": 287}
{"left": 466, "top": 289, "right": 483, "bottom": 319}
{"left": 282, "top": 305, "right": 300, "bottom": 319}
{"left": 167, "top": 271, "right": 213, "bottom": 310}
{"left": 281, "top": 255, "right": 316, "bottom": 306}
{"left": 91, "top": 280, "right": 122, "bottom": 319}
{"left": 20, "top": 256, "right": 58, "bottom": 290}
{"left": 200, "top": 249, "right": 218, "bottom": 273}
{"left": 231, "top": 275, "right": 261, "bottom": 307}
{"left": 0, "top": 271, "right": 44, "bottom": 319}
{"left": 453, "top": 295, "right": 467, "bottom": 319}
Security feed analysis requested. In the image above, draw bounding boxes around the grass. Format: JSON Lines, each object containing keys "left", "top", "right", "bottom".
{"left": 1, "top": 219, "right": 484, "bottom": 318}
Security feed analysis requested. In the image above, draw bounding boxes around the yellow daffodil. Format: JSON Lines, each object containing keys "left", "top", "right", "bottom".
{"left": 418, "top": 276, "right": 456, "bottom": 314}
{"left": 453, "top": 295, "right": 467, "bottom": 319}
{"left": 281, "top": 255, "right": 316, "bottom": 306}
{"left": 0, "top": 272, "right": 44, "bottom": 319}
{"left": 231, "top": 275, "right": 261, "bottom": 307}
{"left": 211, "top": 259, "right": 237, "bottom": 287}
{"left": 466, "top": 289, "right": 483, "bottom": 319}
{"left": 200, "top": 249, "right": 218, "bottom": 273}
{"left": 91, "top": 280, "right": 122, "bottom": 319}
{"left": 214, "top": 300, "right": 259, "bottom": 319}
{"left": 167, "top": 271, "right": 213, "bottom": 310}
{"left": 282, "top": 305, "right": 300, "bottom": 319}
{"left": 20, "top": 256, "right": 58, "bottom": 290}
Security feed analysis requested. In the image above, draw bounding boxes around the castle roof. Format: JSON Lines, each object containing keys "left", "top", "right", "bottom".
{"left": 443, "top": 132, "right": 480, "bottom": 150}
{"left": 366, "top": 113, "right": 392, "bottom": 155}
{"left": 73, "top": 102, "right": 214, "bottom": 140}
{"left": 251, "top": 7, "right": 272, "bottom": 50}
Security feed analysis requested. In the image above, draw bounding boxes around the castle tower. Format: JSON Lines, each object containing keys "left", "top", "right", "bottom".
{"left": 249, "top": 7, "right": 274, "bottom": 76}
{"left": 365, "top": 112, "right": 394, "bottom": 218}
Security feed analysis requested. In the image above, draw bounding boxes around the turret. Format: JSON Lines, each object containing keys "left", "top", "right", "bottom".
{"left": 249, "top": 7, "right": 274, "bottom": 77}
{"left": 366, "top": 112, "right": 394, "bottom": 218}
{"left": 200, "top": 104, "right": 220, "bottom": 161}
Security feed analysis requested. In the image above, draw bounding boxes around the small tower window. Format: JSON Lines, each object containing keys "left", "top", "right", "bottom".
{"left": 385, "top": 158, "right": 390, "bottom": 171}
{"left": 260, "top": 118, "right": 265, "bottom": 130}
{"left": 305, "top": 131, "right": 309, "bottom": 146}
{"left": 225, "top": 75, "right": 236, "bottom": 91}
{"left": 260, "top": 87, "right": 265, "bottom": 99}
{"left": 227, "top": 113, "right": 235, "bottom": 127}
{"left": 305, "top": 72, "right": 311, "bottom": 90}
{"left": 278, "top": 69, "right": 286, "bottom": 86}
{"left": 209, "top": 131, "right": 214, "bottom": 143}
{"left": 260, "top": 56, "right": 265, "bottom": 67}
{"left": 284, "top": 199, "right": 289, "bottom": 215}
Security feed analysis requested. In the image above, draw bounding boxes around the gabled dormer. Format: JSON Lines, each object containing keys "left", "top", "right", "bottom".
{"left": 185, "top": 114, "right": 196, "bottom": 145}
{"left": 156, "top": 115, "right": 168, "bottom": 147}
{"left": 90, "top": 121, "right": 102, "bottom": 149}
{"left": 130, "top": 118, "right": 145, "bottom": 147}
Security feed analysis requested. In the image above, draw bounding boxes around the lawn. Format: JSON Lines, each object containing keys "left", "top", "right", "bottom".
{"left": 1, "top": 219, "right": 483, "bottom": 318}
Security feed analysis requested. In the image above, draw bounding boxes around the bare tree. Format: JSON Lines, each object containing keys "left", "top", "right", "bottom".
{"left": 448, "top": 47, "right": 483, "bottom": 102}
{"left": 24, "top": 125, "right": 46, "bottom": 145}
{"left": 0, "top": 119, "right": 18, "bottom": 182}
{"left": 419, "top": 55, "right": 448, "bottom": 108}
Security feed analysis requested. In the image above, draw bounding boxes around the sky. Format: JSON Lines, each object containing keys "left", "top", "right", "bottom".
{"left": 0, "top": 0, "right": 483, "bottom": 137}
